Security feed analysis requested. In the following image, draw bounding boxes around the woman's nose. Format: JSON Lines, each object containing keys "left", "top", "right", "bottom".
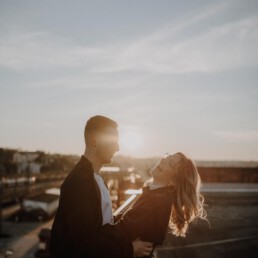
{"left": 114, "top": 142, "right": 119, "bottom": 152}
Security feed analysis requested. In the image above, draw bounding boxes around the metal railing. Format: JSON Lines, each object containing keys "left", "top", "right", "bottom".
{"left": 156, "top": 235, "right": 258, "bottom": 251}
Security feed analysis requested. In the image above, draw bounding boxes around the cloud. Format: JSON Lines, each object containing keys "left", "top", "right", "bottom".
{"left": 0, "top": 30, "right": 107, "bottom": 71}
{"left": 0, "top": 0, "right": 257, "bottom": 78}
{"left": 105, "top": 9, "right": 258, "bottom": 74}
{"left": 214, "top": 130, "right": 258, "bottom": 142}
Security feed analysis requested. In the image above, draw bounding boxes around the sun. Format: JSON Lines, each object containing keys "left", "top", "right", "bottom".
{"left": 119, "top": 130, "right": 143, "bottom": 154}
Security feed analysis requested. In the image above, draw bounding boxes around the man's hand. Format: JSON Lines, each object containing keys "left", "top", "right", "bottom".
{"left": 132, "top": 238, "right": 153, "bottom": 257}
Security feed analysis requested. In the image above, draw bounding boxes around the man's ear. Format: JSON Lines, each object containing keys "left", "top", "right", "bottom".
{"left": 89, "top": 132, "right": 97, "bottom": 147}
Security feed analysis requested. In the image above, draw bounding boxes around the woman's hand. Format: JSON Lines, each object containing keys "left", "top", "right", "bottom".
{"left": 132, "top": 238, "right": 153, "bottom": 257}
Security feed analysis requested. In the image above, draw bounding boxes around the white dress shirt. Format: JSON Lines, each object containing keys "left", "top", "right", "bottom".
{"left": 93, "top": 172, "right": 114, "bottom": 225}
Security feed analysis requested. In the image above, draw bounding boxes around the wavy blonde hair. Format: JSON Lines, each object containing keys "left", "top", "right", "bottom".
{"left": 168, "top": 152, "right": 207, "bottom": 237}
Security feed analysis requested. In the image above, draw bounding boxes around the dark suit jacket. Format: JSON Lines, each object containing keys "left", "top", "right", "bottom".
{"left": 50, "top": 155, "right": 133, "bottom": 258}
{"left": 100, "top": 185, "right": 174, "bottom": 258}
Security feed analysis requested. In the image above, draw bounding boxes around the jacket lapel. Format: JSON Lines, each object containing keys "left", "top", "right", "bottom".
{"left": 79, "top": 155, "right": 103, "bottom": 226}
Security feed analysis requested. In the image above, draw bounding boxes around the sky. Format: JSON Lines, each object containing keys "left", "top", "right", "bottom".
{"left": 0, "top": 0, "right": 258, "bottom": 161}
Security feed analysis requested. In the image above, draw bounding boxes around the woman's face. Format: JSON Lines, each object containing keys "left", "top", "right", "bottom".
{"left": 150, "top": 153, "right": 181, "bottom": 183}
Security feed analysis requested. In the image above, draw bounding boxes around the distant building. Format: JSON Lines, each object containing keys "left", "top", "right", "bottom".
{"left": 196, "top": 161, "right": 258, "bottom": 183}
{"left": 13, "top": 151, "right": 42, "bottom": 174}
{"left": 22, "top": 193, "right": 59, "bottom": 217}
{"left": 29, "top": 162, "right": 42, "bottom": 174}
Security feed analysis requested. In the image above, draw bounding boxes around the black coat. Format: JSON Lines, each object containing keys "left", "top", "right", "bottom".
{"left": 100, "top": 185, "right": 174, "bottom": 258}
{"left": 50, "top": 155, "right": 133, "bottom": 258}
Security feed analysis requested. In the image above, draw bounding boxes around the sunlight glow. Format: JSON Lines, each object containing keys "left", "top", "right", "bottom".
{"left": 119, "top": 130, "right": 143, "bottom": 154}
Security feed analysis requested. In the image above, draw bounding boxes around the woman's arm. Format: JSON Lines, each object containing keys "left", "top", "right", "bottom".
{"left": 113, "top": 212, "right": 123, "bottom": 223}
{"left": 100, "top": 193, "right": 171, "bottom": 243}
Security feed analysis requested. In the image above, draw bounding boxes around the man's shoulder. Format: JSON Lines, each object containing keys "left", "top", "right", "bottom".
{"left": 61, "top": 156, "right": 93, "bottom": 192}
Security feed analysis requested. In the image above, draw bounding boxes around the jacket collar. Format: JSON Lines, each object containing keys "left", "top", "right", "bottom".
{"left": 142, "top": 184, "right": 175, "bottom": 193}
{"left": 79, "top": 155, "right": 103, "bottom": 226}
{"left": 79, "top": 155, "right": 108, "bottom": 188}
{"left": 78, "top": 155, "right": 94, "bottom": 178}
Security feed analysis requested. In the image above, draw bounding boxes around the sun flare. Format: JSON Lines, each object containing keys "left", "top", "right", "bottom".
{"left": 119, "top": 131, "right": 143, "bottom": 153}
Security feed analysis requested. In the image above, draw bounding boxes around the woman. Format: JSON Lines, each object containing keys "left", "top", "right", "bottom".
{"left": 100, "top": 152, "right": 207, "bottom": 258}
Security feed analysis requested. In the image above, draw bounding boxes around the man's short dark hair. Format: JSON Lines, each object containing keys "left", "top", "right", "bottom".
{"left": 84, "top": 115, "right": 118, "bottom": 144}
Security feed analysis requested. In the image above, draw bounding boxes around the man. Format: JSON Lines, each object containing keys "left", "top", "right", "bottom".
{"left": 50, "top": 115, "right": 153, "bottom": 258}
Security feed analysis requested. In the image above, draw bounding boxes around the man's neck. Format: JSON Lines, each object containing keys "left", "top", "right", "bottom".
{"left": 83, "top": 151, "right": 103, "bottom": 174}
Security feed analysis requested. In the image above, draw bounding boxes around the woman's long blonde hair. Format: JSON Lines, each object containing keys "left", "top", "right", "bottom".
{"left": 168, "top": 152, "right": 207, "bottom": 237}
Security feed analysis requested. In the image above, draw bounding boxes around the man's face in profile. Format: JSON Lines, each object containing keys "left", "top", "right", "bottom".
{"left": 95, "top": 126, "right": 119, "bottom": 164}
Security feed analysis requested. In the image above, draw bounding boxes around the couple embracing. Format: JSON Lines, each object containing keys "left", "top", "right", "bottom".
{"left": 50, "top": 115, "right": 206, "bottom": 258}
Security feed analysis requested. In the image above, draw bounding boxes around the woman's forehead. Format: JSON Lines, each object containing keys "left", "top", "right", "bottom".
{"left": 165, "top": 153, "right": 181, "bottom": 166}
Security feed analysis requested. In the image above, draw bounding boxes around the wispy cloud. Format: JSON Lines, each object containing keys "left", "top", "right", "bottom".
{"left": 0, "top": 0, "right": 257, "bottom": 160}
{"left": 214, "top": 130, "right": 258, "bottom": 142}
{"left": 0, "top": 0, "right": 257, "bottom": 78}
{"left": 0, "top": 30, "right": 107, "bottom": 71}
{"left": 105, "top": 12, "right": 258, "bottom": 74}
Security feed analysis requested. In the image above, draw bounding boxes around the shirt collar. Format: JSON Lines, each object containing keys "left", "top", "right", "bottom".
{"left": 142, "top": 184, "right": 175, "bottom": 193}
{"left": 149, "top": 182, "right": 167, "bottom": 190}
